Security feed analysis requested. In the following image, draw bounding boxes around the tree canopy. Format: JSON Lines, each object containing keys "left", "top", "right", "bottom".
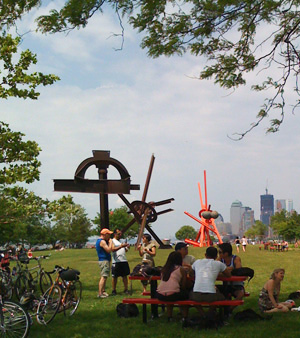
{"left": 0, "top": 1, "right": 59, "bottom": 100}
{"left": 0, "top": 121, "right": 41, "bottom": 184}
{"left": 175, "top": 225, "right": 197, "bottom": 240}
{"left": 93, "top": 206, "right": 140, "bottom": 239}
{"left": 270, "top": 210, "right": 300, "bottom": 241}
{"left": 35, "top": 0, "right": 300, "bottom": 138}
{"left": 245, "top": 220, "right": 267, "bottom": 239}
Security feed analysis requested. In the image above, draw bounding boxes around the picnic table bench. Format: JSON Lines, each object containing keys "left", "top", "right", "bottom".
{"left": 122, "top": 297, "right": 244, "bottom": 323}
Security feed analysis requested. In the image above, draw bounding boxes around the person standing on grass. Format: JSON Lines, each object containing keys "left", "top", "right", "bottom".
{"left": 234, "top": 237, "right": 240, "bottom": 253}
{"left": 241, "top": 236, "right": 247, "bottom": 252}
{"left": 258, "top": 268, "right": 293, "bottom": 313}
{"left": 96, "top": 228, "right": 113, "bottom": 298}
{"left": 111, "top": 229, "right": 130, "bottom": 295}
{"left": 137, "top": 234, "right": 156, "bottom": 293}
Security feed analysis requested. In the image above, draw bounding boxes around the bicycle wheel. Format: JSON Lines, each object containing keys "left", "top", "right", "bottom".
{"left": 36, "top": 285, "right": 62, "bottom": 325}
{"left": 0, "top": 270, "right": 13, "bottom": 300}
{"left": 63, "top": 280, "right": 82, "bottom": 316}
{"left": 1, "top": 300, "right": 30, "bottom": 338}
{"left": 39, "top": 272, "right": 52, "bottom": 295}
{"left": 14, "top": 275, "right": 33, "bottom": 301}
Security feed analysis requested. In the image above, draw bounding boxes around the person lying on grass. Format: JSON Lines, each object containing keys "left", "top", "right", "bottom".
{"left": 258, "top": 268, "right": 293, "bottom": 313}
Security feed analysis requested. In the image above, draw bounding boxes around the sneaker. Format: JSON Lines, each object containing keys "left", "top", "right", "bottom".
{"left": 102, "top": 292, "right": 109, "bottom": 297}
{"left": 124, "top": 289, "right": 130, "bottom": 295}
{"left": 97, "top": 293, "right": 108, "bottom": 299}
{"left": 111, "top": 290, "right": 117, "bottom": 296}
{"left": 291, "top": 306, "right": 300, "bottom": 312}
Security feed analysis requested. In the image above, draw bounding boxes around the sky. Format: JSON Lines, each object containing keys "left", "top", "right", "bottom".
{"left": 2, "top": 2, "right": 300, "bottom": 239}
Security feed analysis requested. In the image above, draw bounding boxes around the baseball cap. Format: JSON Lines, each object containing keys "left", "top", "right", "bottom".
{"left": 100, "top": 228, "right": 113, "bottom": 235}
{"left": 175, "top": 242, "right": 188, "bottom": 251}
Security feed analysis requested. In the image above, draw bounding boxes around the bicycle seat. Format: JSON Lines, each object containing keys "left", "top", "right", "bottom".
{"left": 60, "top": 269, "right": 80, "bottom": 281}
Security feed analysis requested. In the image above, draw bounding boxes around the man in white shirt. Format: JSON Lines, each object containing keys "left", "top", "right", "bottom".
{"left": 190, "top": 246, "right": 230, "bottom": 302}
{"left": 111, "top": 228, "right": 130, "bottom": 295}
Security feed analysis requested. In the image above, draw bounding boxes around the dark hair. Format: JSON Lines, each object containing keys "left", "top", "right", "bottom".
{"left": 218, "top": 243, "right": 232, "bottom": 256}
{"left": 143, "top": 234, "right": 151, "bottom": 242}
{"left": 206, "top": 246, "right": 218, "bottom": 259}
{"left": 161, "top": 251, "right": 182, "bottom": 282}
{"left": 113, "top": 228, "right": 121, "bottom": 235}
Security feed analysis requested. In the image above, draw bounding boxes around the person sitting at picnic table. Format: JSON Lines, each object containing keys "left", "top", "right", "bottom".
{"left": 175, "top": 242, "right": 196, "bottom": 272}
{"left": 217, "top": 243, "right": 245, "bottom": 301}
{"left": 189, "top": 246, "right": 231, "bottom": 321}
{"left": 258, "top": 268, "right": 293, "bottom": 313}
{"left": 137, "top": 234, "right": 156, "bottom": 293}
{"left": 156, "top": 251, "right": 189, "bottom": 322}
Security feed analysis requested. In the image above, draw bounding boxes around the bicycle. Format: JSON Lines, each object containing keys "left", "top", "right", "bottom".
{"left": 14, "top": 254, "right": 52, "bottom": 300}
{"left": 0, "top": 252, "right": 14, "bottom": 300}
{"left": 0, "top": 276, "right": 30, "bottom": 337}
{"left": 36, "top": 265, "right": 82, "bottom": 325}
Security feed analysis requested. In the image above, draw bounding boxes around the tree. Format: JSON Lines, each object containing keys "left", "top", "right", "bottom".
{"left": 270, "top": 210, "right": 300, "bottom": 241}
{"left": 93, "top": 206, "right": 140, "bottom": 239}
{"left": 36, "top": 0, "right": 300, "bottom": 138}
{"left": 0, "top": 34, "right": 59, "bottom": 100}
{"left": 0, "top": 186, "right": 51, "bottom": 245}
{"left": 0, "top": 121, "right": 41, "bottom": 184}
{"left": 0, "top": 1, "right": 59, "bottom": 100}
{"left": 175, "top": 225, "right": 197, "bottom": 240}
{"left": 50, "top": 195, "right": 93, "bottom": 247}
{"left": 245, "top": 220, "right": 267, "bottom": 239}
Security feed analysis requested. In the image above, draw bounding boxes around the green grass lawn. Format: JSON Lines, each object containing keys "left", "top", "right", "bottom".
{"left": 26, "top": 245, "right": 300, "bottom": 338}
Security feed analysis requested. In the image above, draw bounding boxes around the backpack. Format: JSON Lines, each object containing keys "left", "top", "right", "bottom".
{"left": 130, "top": 264, "right": 162, "bottom": 277}
{"left": 116, "top": 303, "right": 139, "bottom": 318}
{"left": 288, "top": 291, "right": 300, "bottom": 300}
{"left": 130, "top": 264, "right": 142, "bottom": 276}
{"left": 234, "top": 309, "right": 272, "bottom": 321}
{"left": 231, "top": 267, "right": 254, "bottom": 282}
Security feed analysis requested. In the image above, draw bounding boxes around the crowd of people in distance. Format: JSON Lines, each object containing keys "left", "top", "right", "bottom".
{"left": 95, "top": 228, "right": 296, "bottom": 323}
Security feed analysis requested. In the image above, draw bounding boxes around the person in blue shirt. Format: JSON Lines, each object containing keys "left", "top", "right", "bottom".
{"left": 96, "top": 228, "right": 113, "bottom": 298}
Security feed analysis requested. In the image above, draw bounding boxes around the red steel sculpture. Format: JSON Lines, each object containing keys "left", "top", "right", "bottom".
{"left": 184, "top": 170, "right": 223, "bottom": 247}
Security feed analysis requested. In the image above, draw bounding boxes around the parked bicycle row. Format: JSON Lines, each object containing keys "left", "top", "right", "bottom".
{"left": 0, "top": 250, "right": 81, "bottom": 338}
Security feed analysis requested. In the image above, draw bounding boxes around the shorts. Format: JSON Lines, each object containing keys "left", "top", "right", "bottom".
{"left": 99, "top": 260, "right": 110, "bottom": 278}
{"left": 189, "top": 290, "right": 225, "bottom": 302}
{"left": 217, "top": 284, "right": 245, "bottom": 298}
{"left": 112, "top": 262, "right": 130, "bottom": 278}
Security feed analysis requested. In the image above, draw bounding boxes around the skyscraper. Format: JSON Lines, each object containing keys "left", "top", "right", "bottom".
{"left": 230, "top": 200, "right": 243, "bottom": 235}
{"left": 275, "top": 199, "right": 294, "bottom": 213}
{"left": 260, "top": 189, "right": 274, "bottom": 226}
{"left": 230, "top": 201, "right": 255, "bottom": 236}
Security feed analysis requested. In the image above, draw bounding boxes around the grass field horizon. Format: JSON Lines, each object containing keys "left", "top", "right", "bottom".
{"left": 27, "top": 244, "right": 300, "bottom": 337}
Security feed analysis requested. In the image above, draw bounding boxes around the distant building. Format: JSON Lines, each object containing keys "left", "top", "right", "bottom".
{"left": 230, "top": 200, "right": 255, "bottom": 236}
{"left": 216, "top": 222, "right": 232, "bottom": 236}
{"left": 241, "top": 207, "right": 255, "bottom": 232}
{"left": 260, "top": 189, "right": 274, "bottom": 227}
{"left": 275, "top": 199, "right": 293, "bottom": 213}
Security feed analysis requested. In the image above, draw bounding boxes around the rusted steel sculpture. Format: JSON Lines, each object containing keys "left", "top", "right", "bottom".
{"left": 119, "top": 154, "right": 174, "bottom": 249}
{"left": 184, "top": 170, "right": 223, "bottom": 247}
{"left": 53, "top": 151, "right": 174, "bottom": 248}
{"left": 54, "top": 150, "right": 139, "bottom": 229}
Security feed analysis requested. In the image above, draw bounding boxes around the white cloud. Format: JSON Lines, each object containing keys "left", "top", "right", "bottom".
{"left": 2, "top": 6, "right": 300, "bottom": 239}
